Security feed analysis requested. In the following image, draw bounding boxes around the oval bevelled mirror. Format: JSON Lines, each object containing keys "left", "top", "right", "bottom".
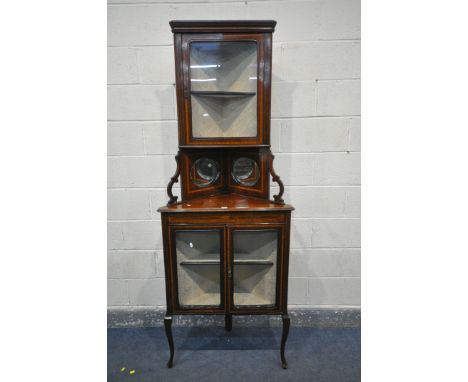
{"left": 232, "top": 157, "right": 260, "bottom": 186}
{"left": 190, "top": 158, "right": 220, "bottom": 187}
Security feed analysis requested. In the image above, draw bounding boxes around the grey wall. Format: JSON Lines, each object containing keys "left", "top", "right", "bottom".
{"left": 108, "top": 0, "right": 361, "bottom": 310}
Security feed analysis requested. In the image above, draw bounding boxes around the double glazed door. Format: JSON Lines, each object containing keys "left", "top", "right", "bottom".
{"left": 169, "top": 224, "right": 284, "bottom": 313}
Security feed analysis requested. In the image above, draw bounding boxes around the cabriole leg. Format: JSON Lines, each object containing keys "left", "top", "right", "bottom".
{"left": 164, "top": 315, "right": 175, "bottom": 368}
{"left": 225, "top": 314, "right": 232, "bottom": 331}
{"left": 280, "top": 314, "right": 290, "bottom": 369}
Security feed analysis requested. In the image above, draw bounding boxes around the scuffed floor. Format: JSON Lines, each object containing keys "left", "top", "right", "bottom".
{"left": 108, "top": 326, "right": 360, "bottom": 381}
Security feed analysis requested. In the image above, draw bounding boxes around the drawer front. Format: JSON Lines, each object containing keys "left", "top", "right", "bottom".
{"left": 165, "top": 211, "right": 289, "bottom": 225}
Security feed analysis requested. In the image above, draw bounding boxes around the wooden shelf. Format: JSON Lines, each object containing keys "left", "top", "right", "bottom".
{"left": 191, "top": 90, "right": 256, "bottom": 98}
{"left": 180, "top": 259, "right": 274, "bottom": 266}
{"left": 180, "top": 260, "right": 219, "bottom": 265}
{"left": 158, "top": 193, "right": 294, "bottom": 213}
{"left": 235, "top": 260, "right": 274, "bottom": 265}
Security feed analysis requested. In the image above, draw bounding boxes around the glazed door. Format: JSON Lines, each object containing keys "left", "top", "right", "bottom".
{"left": 228, "top": 225, "right": 283, "bottom": 312}
{"left": 170, "top": 225, "right": 226, "bottom": 312}
{"left": 180, "top": 33, "right": 269, "bottom": 146}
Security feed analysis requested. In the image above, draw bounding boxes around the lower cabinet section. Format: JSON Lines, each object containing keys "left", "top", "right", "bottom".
{"left": 163, "top": 212, "right": 290, "bottom": 315}
{"left": 161, "top": 210, "right": 292, "bottom": 369}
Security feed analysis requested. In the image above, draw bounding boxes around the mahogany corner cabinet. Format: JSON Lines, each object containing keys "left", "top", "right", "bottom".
{"left": 158, "top": 20, "right": 294, "bottom": 369}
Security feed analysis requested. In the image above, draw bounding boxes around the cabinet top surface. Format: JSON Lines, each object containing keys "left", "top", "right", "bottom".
{"left": 170, "top": 20, "right": 277, "bottom": 33}
{"left": 158, "top": 193, "right": 293, "bottom": 213}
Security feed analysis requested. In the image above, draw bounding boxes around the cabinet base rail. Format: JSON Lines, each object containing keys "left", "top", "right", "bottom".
{"left": 163, "top": 312, "right": 290, "bottom": 369}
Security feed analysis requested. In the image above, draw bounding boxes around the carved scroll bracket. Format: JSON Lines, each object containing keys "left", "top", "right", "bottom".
{"left": 269, "top": 151, "right": 285, "bottom": 204}
{"left": 166, "top": 152, "right": 181, "bottom": 205}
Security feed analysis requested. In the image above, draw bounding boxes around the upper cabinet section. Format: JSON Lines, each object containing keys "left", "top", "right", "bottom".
{"left": 170, "top": 21, "right": 276, "bottom": 147}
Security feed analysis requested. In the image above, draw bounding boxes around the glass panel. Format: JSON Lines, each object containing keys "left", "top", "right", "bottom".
{"left": 232, "top": 157, "right": 260, "bottom": 186}
{"left": 232, "top": 230, "right": 278, "bottom": 306}
{"left": 189, "top": 41, "right": 257, "bottom": 138}
{"left": 176, "top": 231, "right": 221, "bottom": 306}
{"left": 190, "top": 158, "right": 220, "bottom": 187}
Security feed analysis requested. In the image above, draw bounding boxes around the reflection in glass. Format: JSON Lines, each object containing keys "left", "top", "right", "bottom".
{"left": 176, "top": 231, "right": 221, "bottom": 306}
{"left": 233, "top": 231, "right": 278, "bottom": 306}
{"left": 190, "top": 158, "right": 220, "bottom": 187}
{"left": 189, "top": 41, "right": 258, "bottom": 138}
{"left": 190, "top": 41, "right": 257, "bottom": 92}
{"left": 232, "top": 157, "right": 260, "bottom": 186}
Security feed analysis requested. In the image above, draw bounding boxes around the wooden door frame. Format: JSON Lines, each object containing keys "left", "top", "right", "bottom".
{"left": 167, "top": 224, "right": 227, "bottom": 315}
{"left": 226, "top": 223, "right": 285, "bottom": 315}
